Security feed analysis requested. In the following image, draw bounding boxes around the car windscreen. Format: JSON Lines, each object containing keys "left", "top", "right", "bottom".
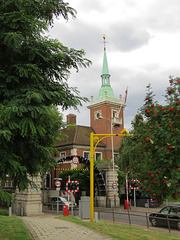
{"left": 60, "top": 197, "right": 68, "bottom": 203}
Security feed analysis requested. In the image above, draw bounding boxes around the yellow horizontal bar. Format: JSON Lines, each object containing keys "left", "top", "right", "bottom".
{"left": 54, "top": 168, "right": 88, "bottom": 171}
{"left": 93, "top": 133, "right": 133, "bottom": 137}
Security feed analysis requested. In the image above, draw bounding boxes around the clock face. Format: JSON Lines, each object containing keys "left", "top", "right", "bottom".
{"left": 94, "top": 110, "right": 102, "bottom": 120}
{"left": 96, "top": 112, "right": 100, "bottom": 118}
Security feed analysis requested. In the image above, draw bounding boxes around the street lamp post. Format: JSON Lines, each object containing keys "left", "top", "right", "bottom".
{"left": 98, "top": 116, "right": 115, "bottom": 182}
{"left": 90, "top": 130, "right": 133, "bottom": 222}
{"left": 98, "top": 116, "right": 117, "bottom": 208}
{"left": 110, "top": 121, "right": 115, "bottom": 183}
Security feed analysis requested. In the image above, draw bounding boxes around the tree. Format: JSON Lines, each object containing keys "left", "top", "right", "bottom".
{"left": 117, "top": 77, "right": 180, "bottom": 202}
{"left": 0, "top": 0, "right": 91, "bottom": 203}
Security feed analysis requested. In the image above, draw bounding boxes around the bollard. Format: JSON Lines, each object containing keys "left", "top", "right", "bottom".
{"left": 20, "top": 206, "right": 23, "bottom": 216}
{"left": 125, "top": 200, "right": 129, "bottom": 210}
{"left": 94, "top": 212, "right": 98, "bottom": 222}
{"left": 9, "top": 207, "right": 12, "bottom": 217}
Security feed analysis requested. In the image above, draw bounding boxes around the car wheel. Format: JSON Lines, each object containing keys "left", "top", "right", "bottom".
{"left": 177, "top": 221, "right": 180, "bottom": 230}
{"left": 151, "top": 218, "right": 157, "bottom": 227}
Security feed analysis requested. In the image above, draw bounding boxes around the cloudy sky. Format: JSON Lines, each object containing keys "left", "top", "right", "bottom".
{"left": 49, "top": 0, "right": 180, "bottom": 130}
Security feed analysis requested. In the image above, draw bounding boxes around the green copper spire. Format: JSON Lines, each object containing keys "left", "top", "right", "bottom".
{"left": 98, "top": 35, "right": 115, "bottom": 99}
{"left": 102, "top": 48, "right": 110, "bottom": 76}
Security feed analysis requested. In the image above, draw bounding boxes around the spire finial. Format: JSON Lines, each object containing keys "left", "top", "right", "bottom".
{"left": 102, "top": 34, "right": 106, "bottom": 50}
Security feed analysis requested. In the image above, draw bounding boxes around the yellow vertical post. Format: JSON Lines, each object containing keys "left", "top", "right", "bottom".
{"left": 90, "top": 132, "right": 94, "bottom": 222}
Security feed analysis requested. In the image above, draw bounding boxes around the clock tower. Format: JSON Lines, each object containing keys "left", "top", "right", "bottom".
{"left": 87, "top": 38, "right": 124, "bottom": 160}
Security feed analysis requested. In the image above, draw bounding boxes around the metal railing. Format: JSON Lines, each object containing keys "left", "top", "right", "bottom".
{"left": 96, "top": 208, "right": 180, "bottom": 233}
{"left": 42, "top": 204, "right": 180, "bottom": 233}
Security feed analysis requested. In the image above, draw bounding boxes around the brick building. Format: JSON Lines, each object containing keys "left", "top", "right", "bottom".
{"left": 47, "top": 44, "right": 125, "bottom": 189}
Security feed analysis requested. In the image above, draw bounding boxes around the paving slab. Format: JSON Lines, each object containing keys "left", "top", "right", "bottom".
{"left": 22, "top": 214, "right": 113, "bottom": 240}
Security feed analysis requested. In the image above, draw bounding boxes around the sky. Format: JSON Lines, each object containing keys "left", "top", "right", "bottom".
{"left": 49, "top": 0, "right": 180, "bottom": 130}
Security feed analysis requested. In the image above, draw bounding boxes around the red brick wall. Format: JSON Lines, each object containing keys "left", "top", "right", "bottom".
{"left": 90, "top": 103, "right": 124, "bottom": 149}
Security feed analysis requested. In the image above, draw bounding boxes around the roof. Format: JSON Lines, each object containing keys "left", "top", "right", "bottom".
{"left": 55, "top": 125, "right": 106, "bottom": 148}
{"left": 102, "top": 48, "right": 110, "bottom": 76}
{"left": 97, "top": 48, "right": 116, "bottom": 100}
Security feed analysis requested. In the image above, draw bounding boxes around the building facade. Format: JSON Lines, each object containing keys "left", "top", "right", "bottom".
{"left": 47, "top": 44, "right": 125, "bottom": 190}
{"left": 88, "top": 45, "right": 124, "bottom": 159}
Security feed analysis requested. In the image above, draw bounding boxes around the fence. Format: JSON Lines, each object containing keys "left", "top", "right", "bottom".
{"left": 43, "top": 204, "right": 179, "bottom": 233}
{"left": 95, "top": 197, "right": 158, "bottom": 209}
{"left": 96, "top": 208, "right": 180, "bottom": 233}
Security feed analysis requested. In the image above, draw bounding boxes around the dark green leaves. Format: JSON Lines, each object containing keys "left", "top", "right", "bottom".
{"left": 0, "top": 0, "right": 91, "bottom": 200}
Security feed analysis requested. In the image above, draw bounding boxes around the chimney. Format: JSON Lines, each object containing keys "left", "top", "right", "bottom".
{"left": 67, "top": 114, "right": 76, "bottom": 124}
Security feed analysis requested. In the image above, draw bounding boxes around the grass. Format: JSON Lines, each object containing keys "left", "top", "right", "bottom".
{"left": 0, "top": 209, "right": 32, "bottom": 240}
{"left": 57, "top": 216, "right": 180, "bottom": 240}
{"left": 0, "top": 209, "right": 8, "bottom": 216}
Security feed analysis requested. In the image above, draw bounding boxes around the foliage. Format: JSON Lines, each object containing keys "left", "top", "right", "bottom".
{"left": 94, "top": 157, "right": 111, "bottom": 166}
{"left": 117, "top": 170, "right": 126, "bottom": 199}
{"left": 0, "top": 0, "right": 91, "bottom": 202}
{"left": 0, "top": 188, "right": 14, "bottom": 206}
{"left": 117, "top": 77, "right": 180, "bottom": 202}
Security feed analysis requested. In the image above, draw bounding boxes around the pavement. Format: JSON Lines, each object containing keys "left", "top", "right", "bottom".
{"left": 22, "top": 205, "right": 180, "bottom": 240}
{"left": 22, "top": 214, "right": 113, "bottom": 240}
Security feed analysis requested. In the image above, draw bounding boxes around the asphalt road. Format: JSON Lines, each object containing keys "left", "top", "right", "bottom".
{"left": 43, "top": 206, "right": 180, "bottom": 236}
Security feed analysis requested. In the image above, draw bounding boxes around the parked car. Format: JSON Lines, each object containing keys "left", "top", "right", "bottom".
{"left": 128, "top": 191, "right": 160, "bottom": 208}
{"left": 48, "top": 197, "right": 76, "bottom": 209}
{"left": 149, "top": 205, "right": 180, "bottom": 230}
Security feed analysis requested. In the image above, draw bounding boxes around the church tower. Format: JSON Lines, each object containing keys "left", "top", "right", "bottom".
{"left": 87, "top": 36, "right": 124, "bottom": 160}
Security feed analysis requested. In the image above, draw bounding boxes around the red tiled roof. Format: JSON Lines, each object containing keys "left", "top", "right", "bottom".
{"left": 55, "top": 125, "right": 106, "bottom": 147}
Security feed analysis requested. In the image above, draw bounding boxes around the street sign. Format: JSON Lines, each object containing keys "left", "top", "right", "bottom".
{"left": 55, "top": 180, "right": 61, "bottom": 188}
{"left": 66, "top": 181, "right": 79, "bottom": 192}
{"left": 132, "top": 179, "right": 140, "bottom": 183}
{"left": 56, "top": 187, "right": 60, "bottom": 191}
{"left": 130, "top": 179, "right": 140, "bottom": 189}
{"left": 112, "top": 182, "right": 117, "bottom": 189}
{"left": 72, "top": 156, "right": 79, "bottom": 164}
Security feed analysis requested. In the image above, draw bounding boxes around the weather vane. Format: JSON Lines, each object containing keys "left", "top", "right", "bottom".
{"left": 102, "top": 34, "right": 107, "bottom": 50}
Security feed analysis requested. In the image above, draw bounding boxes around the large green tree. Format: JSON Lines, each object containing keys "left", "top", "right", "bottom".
{"left": 0, "top": 0, "right": 90, "bottom": 202}
{"left": 117, "top": 77, "right": 180, "bottom": 202}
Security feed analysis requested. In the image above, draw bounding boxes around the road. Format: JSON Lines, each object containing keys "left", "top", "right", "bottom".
{"left": 95, "top": 208, "right": 180, "bottom": 236}
{"left": 43, "top": 206, "right": 180, "bottom": 235}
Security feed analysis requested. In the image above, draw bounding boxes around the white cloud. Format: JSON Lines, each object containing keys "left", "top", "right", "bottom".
{"left": 49, "top": 0, "right": 180, "bottom": 131}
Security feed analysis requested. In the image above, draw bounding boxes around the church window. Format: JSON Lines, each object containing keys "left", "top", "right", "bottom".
{"left": 112, "top": 108, "right": 120, "bottom": 119}
{"left": 113, "top": 111, "right": 117, "bottom": 118}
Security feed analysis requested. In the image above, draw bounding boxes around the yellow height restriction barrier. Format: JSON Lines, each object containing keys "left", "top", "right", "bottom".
{"left": 54, "top": 168, "right": 89, "bottom": 171}
{"left": 90, "top": 129, "right": 133, "bottom": 222}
